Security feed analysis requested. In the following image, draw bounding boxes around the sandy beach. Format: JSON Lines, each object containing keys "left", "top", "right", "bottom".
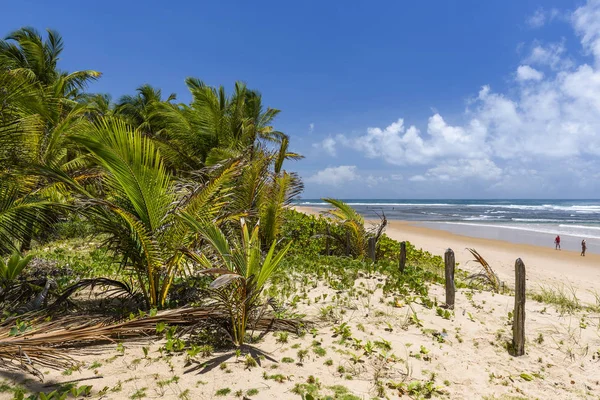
{"left": 296, "top": 206, "right": 600, "bottom": 305}
{"left": 3, "top": 207, "right": 600, "bottom": 399}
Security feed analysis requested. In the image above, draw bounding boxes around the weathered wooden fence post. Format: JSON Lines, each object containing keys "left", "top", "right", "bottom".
{"left": 399, "top": 241, "right": 406, "bottom": 273}
{"left": 444, "top": 248, "right": 455, "bottom": 309}
{"left": 325, "top": 226, "right": 330, "bottom": 256}
{"left": 345, "top": 231, "right": 351, "bottom": 256}
{"left": 368, "top": 237, "right": 376, "bottom": 263}
{"left": 513, "top": 258, "right": 526, "bottom": 356}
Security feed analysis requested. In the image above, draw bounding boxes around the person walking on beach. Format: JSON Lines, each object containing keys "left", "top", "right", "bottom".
{"left": 581, "top": 239, "right": 587, "bottom": 256}
{"left": 555, "top": 235, "right": 561, "bottom": 250}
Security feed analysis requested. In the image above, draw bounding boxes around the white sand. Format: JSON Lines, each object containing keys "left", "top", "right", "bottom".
{"left": 2, "top": 208, "right": 600, "bottom": 399}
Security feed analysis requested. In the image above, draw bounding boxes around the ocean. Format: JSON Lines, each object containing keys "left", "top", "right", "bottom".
{"left": 295, "top": 199, "right": 600, "bottom": 254}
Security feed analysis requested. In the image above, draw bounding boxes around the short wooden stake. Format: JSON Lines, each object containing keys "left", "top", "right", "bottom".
{"left": 444, "top": 248, "right": 455, "bottom": 309}
{"left": 368, "top": 237, "right": 376, "bottom": 263}
{"left": 513, "top": 258, "right": 526, "bottom": 356}
{"left": 399, "top": 241, "right": 406, "bottom": 273}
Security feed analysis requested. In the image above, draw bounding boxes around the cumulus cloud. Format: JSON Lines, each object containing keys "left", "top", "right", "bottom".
{"left": 305, "top": 165, "right": 358, "bottom": 186}
{"left": 307, "top": 0, "right": 600, "bottom": 190}
{"left": 516, "top": 65, "right": 544, "bottom": 81}
{"left": 331, "top": 113, "right": 489, "bottom": 167}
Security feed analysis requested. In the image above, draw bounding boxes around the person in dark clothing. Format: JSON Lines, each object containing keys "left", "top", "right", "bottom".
{"left": 555, "top": 235, "right": 561, "bottom": 250}
{"left": 581, "top": 239, "right": 587, "bottom": 256}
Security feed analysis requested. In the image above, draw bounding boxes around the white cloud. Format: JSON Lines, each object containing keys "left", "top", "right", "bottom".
{"left": 309, "top": 123, "right": 315, "bottom": 133}
{"left": 305, "top": 165, "right": 358, "bottom": 186}
{"left": 304, "top": 166, "right": 393, "bottom": 188}
{"left": 527, "top": 8, "right": 561, "bottom": 28}
{"left": 516, "top": 65, "right": 544, "bottom": 81}
{"left": 313, "top": 137, "right": 337, "bottom": 156}
{"left": 409, "top": 175, "right": 426, "bottom": 182}
{"left": 424, "top": 159, "right": 503, "bottom": 182}
{"left": 527, "top": 9, "right": 547, "bottom": 28}
{"left": 330, "top": 113, "right": 489, "bottom": 167}
{"left": 524, "top": 41, "right": 572, "bottom": 70}
{"left": 572, "top": 0, "right": 600, "bottom": 62}
{"left": 365, "top": 175, "right": 389, "bottom": 187}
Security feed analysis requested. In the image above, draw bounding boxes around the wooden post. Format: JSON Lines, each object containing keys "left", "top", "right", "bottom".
{"left": 444, "top": 248, "right": 455, "bottom": 309}
{"left": 368, "top": 237, "right": 376, "bottom": 263}
{"left": 345, "top": 231, "right": 351, "bottom": 256}
{"left": 325, "top": 226, "right": 330, "bottom": 256}
{"left": 399, "top": 241, "right": 406, "bottom": 273}
{"left": 513, "top": 258, "right": 526, "bottom": 356}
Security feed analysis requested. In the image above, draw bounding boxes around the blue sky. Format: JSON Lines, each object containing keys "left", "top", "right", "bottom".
{"left": 3, "top": 0, "right": 600, "bottom": 199}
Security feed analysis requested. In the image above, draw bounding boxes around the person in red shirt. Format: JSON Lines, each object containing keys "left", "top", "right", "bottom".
{"left": 555, "top": 235, "right": 561, "bottom": 250}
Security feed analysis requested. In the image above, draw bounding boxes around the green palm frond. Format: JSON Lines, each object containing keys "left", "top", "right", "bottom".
{"left": 73, "top": 118, "right": 175, "bottom": 232}
{"left": 0, "top": 183, "right": 55, "bottom": 253}
{"left": 323, "top": 198, "right": 369, "bottom": 258}
{"left": 260, "top": 172, "right": 304, "bottom": 247}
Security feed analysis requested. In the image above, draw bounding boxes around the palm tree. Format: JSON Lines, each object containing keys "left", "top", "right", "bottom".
{"left": 186, "top": 218, "right": 291, "bottom": 346}
{"left": 73, "top": 117, "right": 238, "bottom": 308}
{"left": 150, "top": 79, "right": 291, "bottom": 169}
{"left": 0, "top": 28, "right": 102, "bottom": 250}
{"left": 80, "top": 93, "right": 113, "bottom": 123}
{"left": 0, "top": 27, "right": 101, "bottom": 97}
{"left": 115, "top": 84, "right": 175, "bottom": 136}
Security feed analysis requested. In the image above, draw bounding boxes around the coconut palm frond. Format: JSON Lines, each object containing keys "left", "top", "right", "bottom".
{"left": 467, "top": 248, "right": 500, "bottom": 292}
{"left": 0, "top": 306, "right": 303, "bottom": 379}
{"left": 260, "top": 171, "right": 304, "bottom": 246}
{"left": 323, "top": 198, "right": 376, "bottom": 258}
{"left": 50, "top": 278, "right": 136, "bottom": 308}
{"left": 0, "top": 183, "right": 55, "bottom": 253}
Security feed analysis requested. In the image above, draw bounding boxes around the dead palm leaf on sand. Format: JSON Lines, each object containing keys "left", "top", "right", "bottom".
{"left": 0, "top": 306, "right": 302, "bottom": 380}
{"left": 467, "top": 248, "right": 500, "bottom": 292}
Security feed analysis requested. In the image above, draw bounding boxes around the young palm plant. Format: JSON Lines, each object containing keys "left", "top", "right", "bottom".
{"left": 73, "top": 117, "right": 237, "bottom": 308}
{"left": 0, "top": 252, "right": 33, "bottom": 289}
{"left": 323, "top": 198, "right": 368, "bottom": 258}
{"left": 186, "top": 218, "right": 291, "bottom": 346}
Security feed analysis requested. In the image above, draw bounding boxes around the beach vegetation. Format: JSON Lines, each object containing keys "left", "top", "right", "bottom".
{"left": 215, "top": 387, "right": 231, "bottom": 396}
{"left": 531, "top": 284, "right": 581, "bottom": 315}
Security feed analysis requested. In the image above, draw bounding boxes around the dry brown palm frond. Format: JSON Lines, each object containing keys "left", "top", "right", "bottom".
{"left": 0, "top": 306, "right": 304, "bottom": 379}
{"left": 466, "top": 248, "right": 500, "bottom": 292}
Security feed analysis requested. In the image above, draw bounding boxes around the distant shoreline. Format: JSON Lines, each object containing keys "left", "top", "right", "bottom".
{"left": 293, "top": 201, "right": 600, "bottom": 255}
{"left": 294, "top": 205, "right": 600, "bottom": 305}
